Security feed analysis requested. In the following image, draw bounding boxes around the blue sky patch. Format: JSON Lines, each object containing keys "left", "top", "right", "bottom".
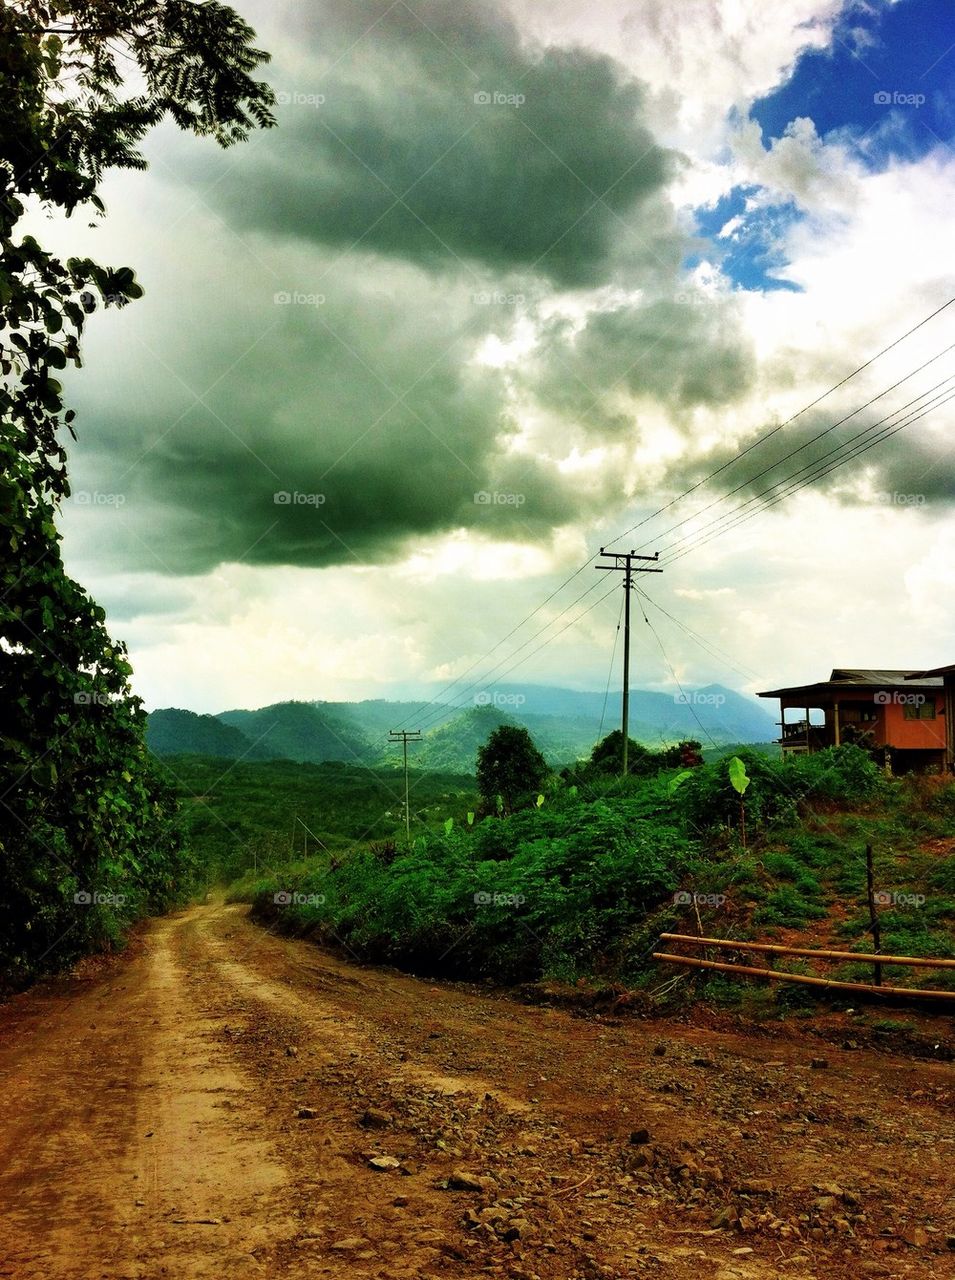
{"left": 752, "top": 0, "right": 955, "bottom": 170}
{"left": 691, "top": 186, "right": 805, "bottom": 293}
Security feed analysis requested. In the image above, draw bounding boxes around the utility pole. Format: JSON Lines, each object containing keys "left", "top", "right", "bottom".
{"left": 595, "top": 549, "right": 663, "bottom": 775}
{"left": 388, "top": 730, "right": 422, "bottom": 842}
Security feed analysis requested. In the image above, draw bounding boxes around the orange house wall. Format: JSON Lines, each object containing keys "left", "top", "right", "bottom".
{"left": 877, "top": 697, "right": 947, "bottom": 750}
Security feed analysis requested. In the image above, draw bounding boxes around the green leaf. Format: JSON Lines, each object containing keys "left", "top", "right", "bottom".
{"left": 728, "top": 756, "right": 751, "bottom": 796}
{"left": 667, "top": 770, "right": 693, "bottom": 797}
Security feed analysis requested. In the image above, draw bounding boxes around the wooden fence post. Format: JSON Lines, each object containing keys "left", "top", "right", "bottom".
{"left": 865, "top": 843, "right": 882, "bottom": 987}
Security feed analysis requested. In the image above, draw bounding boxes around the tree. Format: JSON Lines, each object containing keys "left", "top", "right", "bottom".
{"left": 0, "top": 2, "right": 275, "bottom": 985}
{"left": 587, "top": 730, "right": 662, "bottom": 777}
{"left": 476, "top": 726, "right": 549, "bottom": 815}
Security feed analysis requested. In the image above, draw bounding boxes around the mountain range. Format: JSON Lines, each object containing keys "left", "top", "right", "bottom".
{"left": 146, "top": 684, "right": 776, "bottom": 774}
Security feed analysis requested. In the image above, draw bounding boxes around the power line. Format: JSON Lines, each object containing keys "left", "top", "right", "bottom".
{"left": 604, "top": 295, "right": 955, "bottom": 552}
{"left": 413, "top": 347, "right": 954, "bottom": 730}
{"left": 393, "top": 296, "right": 954, "bottom": 721}
{"left": 633, "top": 342, "right": 955, "bottom": 560}
{"left": 634, "top": 591, "right": 720, "bottom": 750}
{"left": 597, "top": 592, "right": 625, "bottom": 742}
{"left": 408, "top": 578, "right": 624, "bottom": 736}
{"left": 401, "top": 574, "right": 610, "bottom": 734}
{"left": 635, "top": 587, "right": 759, "bottom": 681}
{"left": 390, "top": 560, "right": 595, "bottom": 734}
{"left": 663, "top": 378, "right": 955, "bottom": 565}
{"left": 388, "top": 730, "right": 421, "bottom": 843}
{"left": 595, "top": 549, "right": 663, "bottom": 774}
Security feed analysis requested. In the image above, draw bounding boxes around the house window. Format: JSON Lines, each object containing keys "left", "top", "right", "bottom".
{"left": 903, "top": 700, "right": 936, "bottom": 720}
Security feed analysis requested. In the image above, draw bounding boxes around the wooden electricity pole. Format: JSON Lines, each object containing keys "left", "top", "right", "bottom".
{"left": 595, "top": 549, "right": 663, "bottom": 775}
{"left": 388, "top": 729, "right": 422, "bottom": 842}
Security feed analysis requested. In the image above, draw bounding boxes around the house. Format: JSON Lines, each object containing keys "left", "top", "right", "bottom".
{"left": 906, "top": 663, "right": 955, "bottom": 773}
{"left": 757, "top": 667, "right": 947, "bottom": 773}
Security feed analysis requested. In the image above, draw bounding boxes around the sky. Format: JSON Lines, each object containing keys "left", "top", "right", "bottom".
{"left": 46, "top": 0, "right": 955, "bottom": 715}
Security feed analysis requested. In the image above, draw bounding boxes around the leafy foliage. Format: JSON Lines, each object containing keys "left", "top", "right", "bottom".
{"left": 476, "top": 724, "right": 549, "bottom": 814}
{"left": 567, "top": 731, "right": 704, "bottom": 783}
{"left": 676, "top": 745, "right": 884, "bottom": 835}
{"left": 0, "top": 1, "right": 273, "bottom": 986}
{"left": 245, "top": 795, "right": 692, "bottom": 982}
{"left": 225, "top": 748, "right": 955, "bottom": 1000}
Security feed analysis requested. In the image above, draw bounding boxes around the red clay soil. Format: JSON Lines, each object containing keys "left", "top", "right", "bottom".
{"left": 0, "top": 902, "right": 952, "bottom": 1280}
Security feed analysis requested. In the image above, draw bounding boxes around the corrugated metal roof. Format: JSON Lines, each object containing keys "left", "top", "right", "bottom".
{"left": 828, "top": 668, "right": 925, "bottom": 684}
{"left": 759, "top": 668, "right": 943, "bottom": 698}
{"left": 905, "top": 663, "right": 955, "bottom": 678}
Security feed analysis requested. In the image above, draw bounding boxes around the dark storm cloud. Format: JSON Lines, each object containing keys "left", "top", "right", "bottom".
{"left": 526, "top": 295, "right": 757, "bottom": 435}
{"left": 203, "top": 0, "right": 673, "bottom": 286}
{"left": 68, "top": 279, "right": 623, "bottom": 574}
{"left": 64, "top": 0, "right": 767, "bottom": 576}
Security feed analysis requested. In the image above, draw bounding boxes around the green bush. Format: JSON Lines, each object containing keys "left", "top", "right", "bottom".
{"left": 246, "top": 796, "right": 694, "bottom": 982}
{"left": 676, "top": 746, "right": 884, "bottom": 837}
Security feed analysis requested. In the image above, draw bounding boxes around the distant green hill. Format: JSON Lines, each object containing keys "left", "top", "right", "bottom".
{"left": 146, "top": 708, "right": 272, "bottom": 760}
{"left": 321, "top": 699, "right": 458, "bottom": 740}
{"left": 217, "top": 700, "right": 372, "bottom": 764}
{"left": 146, "top": 682, "right": 776, "bottom": 773}
{"left": 410, "top": 704, "right": 512, "bottom": 773}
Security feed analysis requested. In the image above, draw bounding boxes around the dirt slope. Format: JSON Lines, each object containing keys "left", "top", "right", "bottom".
{"left": 0, "top": 903, "right": 952, "bottom": 1279}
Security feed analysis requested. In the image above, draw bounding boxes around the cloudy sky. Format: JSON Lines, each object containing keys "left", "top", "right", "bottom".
{"left": 49, "top": 0, "right": 955, "bottom": 714}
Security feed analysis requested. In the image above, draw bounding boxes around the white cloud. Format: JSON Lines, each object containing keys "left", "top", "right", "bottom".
{"left": 50, "top": 0, "right": 955, "bottom": 709}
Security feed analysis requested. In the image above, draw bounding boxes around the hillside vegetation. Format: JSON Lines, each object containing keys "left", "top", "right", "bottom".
{"left": 157, "top": 756, "right": 478, "bottom": 884}
{"left": 231, "top": 744, "right": 955, "bottom": 1006}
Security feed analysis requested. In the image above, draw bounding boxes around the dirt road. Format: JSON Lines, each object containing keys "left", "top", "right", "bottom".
{"left": 0, "top": 904, "right": 952, "bottom": 1280}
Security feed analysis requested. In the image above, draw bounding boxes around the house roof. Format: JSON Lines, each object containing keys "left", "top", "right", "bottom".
{"left": 905, "top": 662, "right": 955, "bottom": 678}
{"left": 758, "top": 667, "right": 943, "bottom": 699}
{"left": 828, "top": 668, "right": 936, "bottom": 684}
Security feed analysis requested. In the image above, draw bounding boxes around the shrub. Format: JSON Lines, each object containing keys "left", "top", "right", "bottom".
{"left": 676, "top": 745, "right": 884, "bottom": 837}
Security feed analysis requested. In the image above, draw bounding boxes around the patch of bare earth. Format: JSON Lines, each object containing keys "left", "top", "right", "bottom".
{"left": 0, "top": 903, "right": 952, "bottom": 1279}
